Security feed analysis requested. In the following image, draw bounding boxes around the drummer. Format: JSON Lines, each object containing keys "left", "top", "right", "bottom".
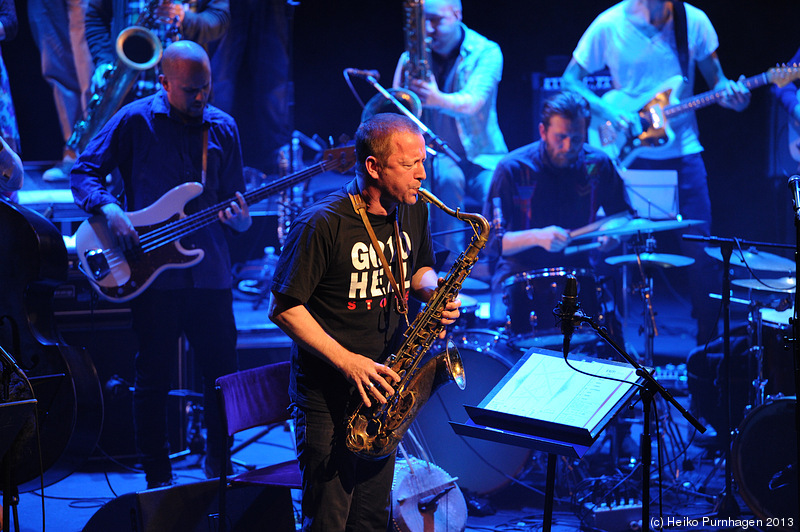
{"left": 483, "top": 90, "right": 634, "bottom": 336}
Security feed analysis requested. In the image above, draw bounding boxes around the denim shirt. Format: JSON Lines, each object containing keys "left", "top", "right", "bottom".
{"left": 70, "top": 88, "right": 245, "bottom": 290}
{"left": 394, "top": 24, "right": 508, "bottom": 163}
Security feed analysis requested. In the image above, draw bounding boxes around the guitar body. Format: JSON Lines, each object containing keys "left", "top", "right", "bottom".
{"left": 588, "top": 66, "right": 800, "bottom": 168}
{"left": 75, "top": 182, "right": 205, "bottom": 302}
{"left": 588, "top": 75, "right": 684, "bottom": 168}
{"left": 74, "top": 145, "right": 358, "bottom": 302}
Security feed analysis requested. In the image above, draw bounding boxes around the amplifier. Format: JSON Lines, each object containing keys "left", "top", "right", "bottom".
{"left": 531, "top": 72, "right": 614, "bottom": 128}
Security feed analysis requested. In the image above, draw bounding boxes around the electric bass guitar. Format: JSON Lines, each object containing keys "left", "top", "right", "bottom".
{"left": 75, "top": 145, "right": 356, "bottom": 302}
{"left": 589, "top": 65, "right": 800, "bottom": 168}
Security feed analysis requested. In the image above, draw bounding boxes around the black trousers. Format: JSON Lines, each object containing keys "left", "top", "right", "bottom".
{"left": 130, "top": 288, "right": 238, "bottom": 483}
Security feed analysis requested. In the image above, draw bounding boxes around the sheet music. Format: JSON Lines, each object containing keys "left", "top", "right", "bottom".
{"left": 484, "top": 354, "right": 639, "bottom": 431}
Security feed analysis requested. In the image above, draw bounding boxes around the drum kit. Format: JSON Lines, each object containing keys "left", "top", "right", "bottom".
{"left": 413, "top": 215, "right": 712, "bottom": 497}
{"left": 701, "top": 243, "right": 797, "bottom": 527}
{"left": 415, "top": 215, "right": 798, "bottom": 521}
{"left": 502, "top": 215, "right": 705, "bottom": 364}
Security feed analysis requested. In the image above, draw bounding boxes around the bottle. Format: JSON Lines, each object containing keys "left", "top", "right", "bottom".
{"left": 261, "top": 246, "right": 279, "bottom": 282}
{"left": 291, "top": 136, "right": 304, "bottom": 172}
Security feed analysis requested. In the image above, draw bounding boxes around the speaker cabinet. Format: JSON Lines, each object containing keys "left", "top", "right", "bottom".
{"left": 82, "top": 480, "right": 295, "bottom": 532}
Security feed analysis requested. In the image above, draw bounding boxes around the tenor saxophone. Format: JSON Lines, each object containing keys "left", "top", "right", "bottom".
{"left": 345, "top": 188, "right": 491, "bottom": 460}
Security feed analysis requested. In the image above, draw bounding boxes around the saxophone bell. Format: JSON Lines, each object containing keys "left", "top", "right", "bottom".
{"left": 361, "top": 88, "right": 422, "bottom": 122}
{"left": 438, "top": 340, "right": 466, "bottom": 391}
{"left": 116, "top": 25, "right": 163, "bottom": 71}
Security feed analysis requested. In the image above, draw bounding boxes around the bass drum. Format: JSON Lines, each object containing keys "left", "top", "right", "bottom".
{"left": 732, "top": 397, "right": 798, "bottom": 530}
{"left": 411, "top": 330, "right": 531, "bottom": 495}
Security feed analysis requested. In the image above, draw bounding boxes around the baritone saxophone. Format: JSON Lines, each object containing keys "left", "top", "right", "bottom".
{"left": 345, "top": 188, "right": 491, "bottom": 460}
{"left": 68, "top": 0, "right": 181, "bottom": 154}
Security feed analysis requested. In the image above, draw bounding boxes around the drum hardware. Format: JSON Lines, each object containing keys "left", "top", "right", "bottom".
{"left": 606, "top": 233, "right": 693, "bottom": 367}
{"left": 747, "top": 305, "right": 796, "bottom": 407}
{"left": 732, "top": 276, "right": 796, "bottom": 293}
{"left": 605, "top": 252, "right": 694, "bottom": 269}
{"left": 704, "top": 245, "right": 796, "bottom": 273}
{"left": 683, "top": 234, "right": 796, "bottom": 518}
{"left": 559, "top": 296, "right": 705, "bottom": 532}
{"left": 731, "top": 397, "right": 798, "bottom": 529}
{"left": 571, "top": 217, "right": 704, "bottom": 242}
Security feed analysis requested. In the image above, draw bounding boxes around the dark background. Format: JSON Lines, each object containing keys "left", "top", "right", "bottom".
{"left": 5, "top": 0, "right": 800, "bottom": 246}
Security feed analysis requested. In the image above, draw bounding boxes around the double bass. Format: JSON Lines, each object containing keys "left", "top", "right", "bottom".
{"left": 0, "top": 198, "right": 103, "bottom": 492}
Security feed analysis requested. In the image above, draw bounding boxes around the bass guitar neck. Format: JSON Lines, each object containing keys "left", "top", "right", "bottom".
{"left": 75, "top": 145, "right": 356, "bottom": 302}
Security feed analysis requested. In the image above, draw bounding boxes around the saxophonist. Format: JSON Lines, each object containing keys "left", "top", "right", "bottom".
{"left": 85, "top": 0, "right": 229, "bottom": 106}
{"left": 268, "top": 113, "right": 462, "bottom": 531}
{"left": 392, "top": 0, "right": 507, "bottom": 257}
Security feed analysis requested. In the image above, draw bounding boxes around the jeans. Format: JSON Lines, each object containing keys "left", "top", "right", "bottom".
{"left": 293, "top": 406, "right": 396, "bottom": 531}
{"left": 28, "top": 0, "right": 93, "bottom": 146}
{"left": 130, "top": 288, "right": 238, "bottom": 483}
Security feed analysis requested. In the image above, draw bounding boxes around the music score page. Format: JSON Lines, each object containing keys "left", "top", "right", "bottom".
{"left": 484, "top": 354, "right": 640, "bottom": 431}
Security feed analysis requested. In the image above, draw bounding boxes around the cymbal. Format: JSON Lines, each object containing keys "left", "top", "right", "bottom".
{"left": 731, "top": 277, "right": 796, "bottom": 293}
{"left": 458, "top": 293, "right": 478, "bottom": 309}
{"left": 572, "top": 218, "right": 704, "bottom": 240}
{"left": 605, "top": 253, "right": 695, "bottom": 268}
{"left": 704, "top": 247, "right": 796, "bottom": 273}
{"left": 438, "top": 273, "right": 489, "bottom": 292}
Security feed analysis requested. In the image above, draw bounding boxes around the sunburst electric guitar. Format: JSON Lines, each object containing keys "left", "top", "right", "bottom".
{"left": 75, "top": 145, "right": 356, "bottom": 302}
{"left": 589, "top": 65, "right": 800, "bottom": 168}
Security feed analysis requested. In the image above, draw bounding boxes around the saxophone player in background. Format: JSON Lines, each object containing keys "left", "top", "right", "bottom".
{"left": 268, "top": 113, "right": 462, "bottom": 531}
{"left": 392, "top": 0, "right": 507, "bottom": 257}
{"left": 85, "top": 0, "right": 229, "bottom": 98}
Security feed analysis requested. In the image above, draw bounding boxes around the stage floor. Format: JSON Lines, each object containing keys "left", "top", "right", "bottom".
{"left": 9, "top": 162, "right": 794, "bottom": 531}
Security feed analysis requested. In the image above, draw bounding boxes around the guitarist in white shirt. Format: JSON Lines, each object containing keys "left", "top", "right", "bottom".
{"left": 562, "top": 0, "right": 749, "bottom": 345}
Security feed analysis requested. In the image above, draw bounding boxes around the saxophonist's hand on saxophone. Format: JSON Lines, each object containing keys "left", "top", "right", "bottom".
{"left": 154, "top": 2, "right": 186, "bottom": 27}
{"left": 423, "top": 275, "right": 462, "bottom": 338}
{"left": 408, "top": 75, "right": 444, "bottom": 108}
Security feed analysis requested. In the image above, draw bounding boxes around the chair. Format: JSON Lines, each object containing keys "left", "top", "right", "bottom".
{"left": 215, "top": 361, "right": 301, "bottom": 532}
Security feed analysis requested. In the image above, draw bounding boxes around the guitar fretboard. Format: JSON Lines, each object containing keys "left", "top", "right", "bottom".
{"left": 138, "top": 149, "right": 352, "bottom": 253}
{"left": 665, "top": 67, "right": 799, "bottom": 118}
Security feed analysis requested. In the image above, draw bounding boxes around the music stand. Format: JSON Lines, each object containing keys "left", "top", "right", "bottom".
{"left": 451, "top": 347, "right": 644, "bottom": 531}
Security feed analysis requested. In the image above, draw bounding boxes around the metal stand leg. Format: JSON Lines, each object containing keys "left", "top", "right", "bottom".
{"left": 543, "top": 453, "right": 556, "bottom": 532}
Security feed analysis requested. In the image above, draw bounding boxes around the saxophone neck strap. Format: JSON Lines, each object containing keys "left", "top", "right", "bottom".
{"left": 348, "top": 191, "right": 409, "bottom": 323}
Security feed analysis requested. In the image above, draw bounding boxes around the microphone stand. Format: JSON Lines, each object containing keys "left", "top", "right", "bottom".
{"left": 788, "top": 181, "right": 800, "bottom": 514}
{"left": 795, "top": 203, "right": 800, "bottom": 518}
{"left": 568, "top": 309, "right": 705, "bottom": 531}
{"left": 359, "top": 75, "right": 462, "bottom": 165}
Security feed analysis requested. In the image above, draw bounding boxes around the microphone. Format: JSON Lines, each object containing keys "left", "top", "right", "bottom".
{"left": 555, "top": 275, "right": 580, "bottom": 356}
{"left": 788, "top": 175, "right": 800, "bottom": 219}
{"left": 344, "top": 68, "right": 380, "bottom": 81}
